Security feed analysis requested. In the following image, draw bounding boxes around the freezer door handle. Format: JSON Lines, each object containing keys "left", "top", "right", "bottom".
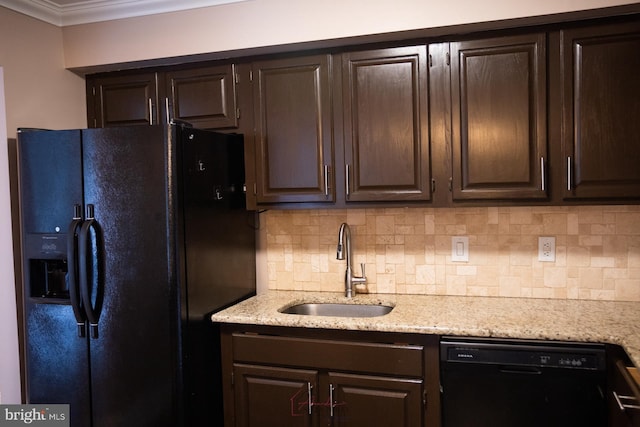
{"left": 79, "top": 204, "right": 102, "bottom": 339}
{"left": 67, "top": 205, "right": 86, "bottom": 338}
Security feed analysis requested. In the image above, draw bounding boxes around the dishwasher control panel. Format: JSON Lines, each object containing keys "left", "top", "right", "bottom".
{"left": 441, "top": 337, "right": 606, "bottom": 370}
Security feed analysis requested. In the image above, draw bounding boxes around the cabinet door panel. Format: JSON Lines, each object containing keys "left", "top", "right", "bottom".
{"left": 166, "top": 64, "right": 238, "bottom": 129}
{"left": 451, "top": 34, "right": 547, "bottom": 200}
{"left": 253, "top": 55, "right": 334, "bottom": 204}
{"left": 234, "top": 364, "right": 318, "bottom": 427}
{"left": 562, "top": 21, "right": 640, "bottom": 199}
{"left": 342, "top": 46, "right": 430, "bottom": 202}
{"left": 90, "top": 73, "right": 159, "bottom": 127}
{"left": 324, "top": 372, "right": 423, "bottom": 427}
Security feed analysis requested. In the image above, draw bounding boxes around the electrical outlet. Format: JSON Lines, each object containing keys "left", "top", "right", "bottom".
{"left": 451, "top": 236, "right": 469, "bottom": 262}
{"left": 538, "top": 236, "right": 556, "bottom": 262}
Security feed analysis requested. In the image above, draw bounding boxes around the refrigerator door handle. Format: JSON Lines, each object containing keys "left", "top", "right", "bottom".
{"left": 79, "top": 204, "right": 101, "bottom": 339}
{"left": 67, "top": 204, "right": 86, "bottom": 338}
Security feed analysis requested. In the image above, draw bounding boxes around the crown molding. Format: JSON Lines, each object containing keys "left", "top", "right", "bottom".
{"left": 0, "top": 0, "right": 247, "bottom": 26}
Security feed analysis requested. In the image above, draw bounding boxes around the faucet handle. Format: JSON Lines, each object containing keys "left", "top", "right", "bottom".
{"left": 354, "top": 263, "right": 368, "bottom": 294}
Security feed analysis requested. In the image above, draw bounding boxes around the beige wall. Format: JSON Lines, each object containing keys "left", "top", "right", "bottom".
{"left": 264, "top": 207, "right": 640, "bottom": 302}
{"left": 0, "top": 67, "right": 20, "bottom": 404}
{"left": 0, "top": 7, "right": 86, "bottom": 137}
{"left": 62, "top": 0, "right": 640, "bottom": 70}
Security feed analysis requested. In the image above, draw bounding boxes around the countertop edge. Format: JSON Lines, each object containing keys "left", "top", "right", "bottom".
{"left": 211, "top": 290, "right": 640, "bottom": 366}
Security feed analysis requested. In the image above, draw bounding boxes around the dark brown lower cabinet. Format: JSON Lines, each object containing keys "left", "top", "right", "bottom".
{"left": 608, "top": 345, "right": 640, "bottom": 427}
{"left": 233, "top": 364, "right": 318, "bottom": 427}
{"left": 220, "top": 325, "right": 439, "bottom": 427}
{"left": 326, "top": 372, "right": 422, "bottom": 426}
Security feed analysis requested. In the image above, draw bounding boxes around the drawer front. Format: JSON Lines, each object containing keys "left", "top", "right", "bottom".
{"left": 232, "top": 332, "right": 424, "bottom": 377}
{"left": 611, "top": 359, "right": 640, "bottom": 427}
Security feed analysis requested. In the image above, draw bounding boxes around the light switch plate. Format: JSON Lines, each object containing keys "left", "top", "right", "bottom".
{"left": 451, "top": 236, "right": 469, "bottom": 262}
{"left": 538, "top": 236, "right": 556, "bottom": 262}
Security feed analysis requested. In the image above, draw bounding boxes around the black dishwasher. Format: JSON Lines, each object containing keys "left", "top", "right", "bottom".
{"left": 440, "top": 337, "right": 607, "bottom": 427}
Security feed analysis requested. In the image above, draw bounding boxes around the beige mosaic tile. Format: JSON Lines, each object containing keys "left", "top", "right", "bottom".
{"left": 262, "top": 206, "right": 640, "bottom": 302}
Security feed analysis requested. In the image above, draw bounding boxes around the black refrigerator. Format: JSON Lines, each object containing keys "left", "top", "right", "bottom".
{"left": 16, "top": 123, "right": 256, "bottom": 426}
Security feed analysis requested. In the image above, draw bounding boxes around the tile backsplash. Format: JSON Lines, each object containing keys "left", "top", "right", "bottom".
{"left": 261, "top": 206, "right": 640, "bottom": 301}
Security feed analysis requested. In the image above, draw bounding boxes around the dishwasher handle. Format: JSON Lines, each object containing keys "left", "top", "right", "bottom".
{"left": 498, "top": 365, "right": 543, "bottom": 375}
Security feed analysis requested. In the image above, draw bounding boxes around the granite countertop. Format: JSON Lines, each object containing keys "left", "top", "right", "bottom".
{"left": 211, "top": 290, "right": 640, "bottom": 366}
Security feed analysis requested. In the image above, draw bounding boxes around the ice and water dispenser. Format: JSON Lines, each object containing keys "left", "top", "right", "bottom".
{"left": 24, "top": 232, "right": 69, "bottom": 300}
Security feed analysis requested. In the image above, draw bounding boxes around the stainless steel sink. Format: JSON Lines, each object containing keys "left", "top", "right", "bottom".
{"left": 279, "top": 302, "right": 393, "bottom": 318}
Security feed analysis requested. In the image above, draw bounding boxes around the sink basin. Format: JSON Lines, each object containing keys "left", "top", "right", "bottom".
{"left": 279, "top": 302, "right": 393, "bottom": 318}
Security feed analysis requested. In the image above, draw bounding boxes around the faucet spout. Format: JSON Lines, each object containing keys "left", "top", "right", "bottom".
{"left": 337, "top": 222, "right": 349, "bottom": 262}
{"left": 336, "top": 223, "right": 366, "bottom": 298}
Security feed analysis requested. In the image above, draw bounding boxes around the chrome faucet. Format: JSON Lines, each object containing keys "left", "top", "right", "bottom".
{"left": 336, "top": 223, "right": 367, "bottom": 298}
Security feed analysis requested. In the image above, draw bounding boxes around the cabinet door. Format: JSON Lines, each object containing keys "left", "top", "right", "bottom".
{"left": 609, "top": 362, "right": 640, "bottom": 427}
{"left": 165, "top": 64, "right": 238, "bottom": 129}
{"left": 253, "top": 55, "right": 334, "bottom": 204}
{"left": 607, "top": 345, "right": 640, "bottom": 427}
{"left": 561, "top": 21, "right": 640, "bottom": 199}
{"left": 233, "top": 364, "right": 319, "bottom": 427}
{"left": 323, "top": 372, "right": 423, "bottom": 427}
{"left": 450, "top": 34, "right": 547, "bottom": 200}
{"left": 88, "top": 72, "right": 159, "bottom": 127}
{"left": 341, "top": 46, "right": 431, "bottom": 202}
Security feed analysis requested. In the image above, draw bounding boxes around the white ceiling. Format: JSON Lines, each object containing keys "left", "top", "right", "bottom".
{"left": 0, "top": 0, "right": 247, "bottom": 26}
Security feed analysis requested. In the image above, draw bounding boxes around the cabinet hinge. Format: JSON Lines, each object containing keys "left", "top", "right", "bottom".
{"left": 448, "top": 177, "right": 453, "bottom": 192}
{"left": 423, "top": 390, "right": 427, "bottom": 406}
{"left": 236, "top": 108, "right": 241, "bottom": 119}
{"left": 446, "top": 52, "right": 450, "bottom": 66}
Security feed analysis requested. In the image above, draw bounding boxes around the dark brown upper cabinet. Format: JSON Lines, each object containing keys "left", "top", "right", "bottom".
{"left": 252, "top": 55, "right": 334, "bottom": 204}
{"left": 340, "top": 46, "right": 431, "bottom": 202}
{"left": 84, "top": 14, "right": 640, "bottom": 208}
{"left": 165, "top": 64, "right": 238, "bottom": 129}
{"left": 561, "top": 21, "right": 640, "bottom": 200}
{"left": 88, "top": 72, "right": 160, "bottom": 127}
{"left": 88, "top": 64, "right": 238, "bottom": 130}
{"left": 449, "top": 33, "right": 548, "bottom": 201}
